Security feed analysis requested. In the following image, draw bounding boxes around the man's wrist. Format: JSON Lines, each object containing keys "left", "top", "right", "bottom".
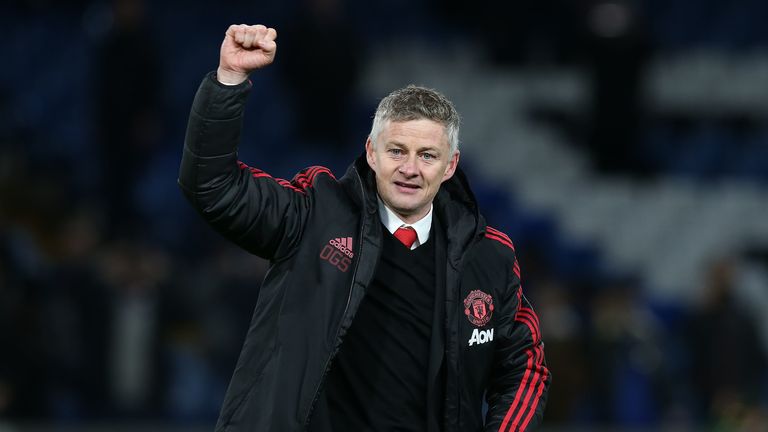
{"left": 216, "top": 67, "right": 249, "bottom": 86}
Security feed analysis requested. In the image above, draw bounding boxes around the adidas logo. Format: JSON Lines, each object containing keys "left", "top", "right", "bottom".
{"left": 320, "top": 236, "right": 354, "bottom": 272}
{"left": 329, "top": 237, "right": 354, "bottom": 258}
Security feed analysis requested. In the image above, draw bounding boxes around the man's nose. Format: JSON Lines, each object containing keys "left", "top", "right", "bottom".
{"left": 398, "top": 155, "right": 418, "bottom": 176}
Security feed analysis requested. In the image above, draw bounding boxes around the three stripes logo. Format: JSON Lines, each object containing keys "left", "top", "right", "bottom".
{"left": 329, "top": 237, "right": 354, "bottom": 258}
{"left": 320, "top": 236, "right": 354, "bottom": 272}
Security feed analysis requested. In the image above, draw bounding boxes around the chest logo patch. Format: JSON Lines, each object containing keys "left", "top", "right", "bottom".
{"left": 464, "top": 289, "right": 494, "bottom": 327}
{"left": 320, "top": 236, "right": 354, "bottom": 272}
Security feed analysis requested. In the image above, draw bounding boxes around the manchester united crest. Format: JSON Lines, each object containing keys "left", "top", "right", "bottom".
{"left": 464, "top": 290, "right": 494, "bottom": 327}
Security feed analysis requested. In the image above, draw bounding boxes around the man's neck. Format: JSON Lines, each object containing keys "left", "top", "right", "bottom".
{"left": 377, "top": 197, "right": 433, "bottom": 248}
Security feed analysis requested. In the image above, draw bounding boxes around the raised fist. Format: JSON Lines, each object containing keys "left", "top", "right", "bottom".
{"left": 217, "top": 24, "right": 277, "bottom": 85}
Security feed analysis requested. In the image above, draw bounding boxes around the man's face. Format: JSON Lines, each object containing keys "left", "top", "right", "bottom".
{"left": 366, "top": 119, "right": 459, "bottom": 224}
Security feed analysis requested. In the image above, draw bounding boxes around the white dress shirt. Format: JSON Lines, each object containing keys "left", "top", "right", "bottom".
{"left": 377, "top": 197, "right": 433, "bottom": 250}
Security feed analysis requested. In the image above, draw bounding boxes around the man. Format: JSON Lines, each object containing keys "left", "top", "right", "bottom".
{"left": 179, "top": 24, "right": 549, "bottom": 431}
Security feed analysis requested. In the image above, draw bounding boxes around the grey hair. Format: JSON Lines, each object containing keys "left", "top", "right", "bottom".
{"left": 369, "top": 85, "right": 460, "bottom": 154}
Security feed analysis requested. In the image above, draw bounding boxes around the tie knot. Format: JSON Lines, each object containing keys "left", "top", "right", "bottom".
{"left": 394, "top": 226, "right": 417, "bottom": 249}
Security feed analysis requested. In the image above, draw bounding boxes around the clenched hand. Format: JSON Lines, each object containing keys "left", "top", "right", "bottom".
{"left": 217, "top": 24, "right": 277, "bottom": 85}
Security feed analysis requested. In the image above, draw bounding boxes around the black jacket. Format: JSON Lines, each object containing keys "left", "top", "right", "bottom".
{"left": 179, "top": 73, "right": 550, "bottom": 432}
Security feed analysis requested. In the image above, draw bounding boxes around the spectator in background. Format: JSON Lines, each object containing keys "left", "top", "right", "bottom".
{"left": 40, "top": 206, "right": 110, "bottom": 419}
{"left": 0, "top": 232, "right": 47, "bottom": 419}
{"left": 0, "top": 133, "right": 66, "bottom": 419}
{"left": 162, "top": 244, "right": 268, "bottom": 423}
{"left": 442, "top": 0, "right": 650, "bottom": 176}
{"left": 687, "top": 258, "right": 768, "bottom": 429}
{"left": 584, "top": 0, "right": 650, "bottom": 175}
{"left": 533, "top": 279, "right": 589, "bottom": 424}
{"left": 280, "top": 0, "right": 362, "bottom": 149}
{"left": 93, "top": 0, "right": 162, "bottom": 235}
{"left": 98, "top": 238, "right": 171, "bottom": 417}
{"left": 587, "top": 277, "right": 666, "bottom": 426}
{"left": 441, "top": 0, "right": 584, "bottom": 66}
{"left": 196, "top": 244, "right": 267, "bottom": 388}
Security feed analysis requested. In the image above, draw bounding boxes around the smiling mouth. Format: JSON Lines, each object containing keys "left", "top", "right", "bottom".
{"left": 394, "top": 181, "right": 420, "bottom": 190}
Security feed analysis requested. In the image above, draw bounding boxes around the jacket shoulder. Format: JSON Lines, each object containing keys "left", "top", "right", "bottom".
{"left": 482, "top": 226, "right": 517, "bottom": 257}
{"left": 480, "top": 225, "right": 521, "bottom": 280}
{"left": 235, "top": 163, "right": 338, "bottom": 194}
{"left": 289, "top": 165, "right": 338, "bottom": 191}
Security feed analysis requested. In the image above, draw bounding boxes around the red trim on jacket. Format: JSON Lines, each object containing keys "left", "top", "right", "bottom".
{"left": 496, "top": 304, "right": 548, "bottom": 432}
{"left": 484, "top": 226, "right": 515, "bottom": 252}
{"left": 498, "top": 344, "right": 548, "bottom": 432}
{"left": 486, "top": 226, "right": 514, "bottom": 245}
{"left": 484, "top": 227, "right": 522, "bottom": 280}
{"left": 515, "top": 309, "right": 541, "bottom": 344}
{"left": 238, "top": 162, "right": 335, "bottom": 194}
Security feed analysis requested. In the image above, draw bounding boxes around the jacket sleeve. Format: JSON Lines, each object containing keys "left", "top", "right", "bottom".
{"left": 178, "top": 72, "right": 312, "bottom": 260}
{"left": 484, "top": 252, "right": 550, "bottom": 431}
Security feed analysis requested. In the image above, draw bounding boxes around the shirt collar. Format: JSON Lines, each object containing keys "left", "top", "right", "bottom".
{"left": 377, "top": 197, "right": 432, "bottom": 249}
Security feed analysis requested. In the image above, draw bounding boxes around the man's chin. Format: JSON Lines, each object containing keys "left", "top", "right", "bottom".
{"left": 392, "top": 202, "right": 426, "bottom": 219}
{"left": 387, "top": 201, "right": 414, "bottom": 214}
{"left": 391, "top": 206, "right": 415, "bottom": 216}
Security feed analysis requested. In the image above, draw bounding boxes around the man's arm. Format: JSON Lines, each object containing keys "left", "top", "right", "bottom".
{"left": 178, "top": 25, "right": 311, "bottom": 259}
{"left": 484, "top": 251, "right": 550, "bottom": 431}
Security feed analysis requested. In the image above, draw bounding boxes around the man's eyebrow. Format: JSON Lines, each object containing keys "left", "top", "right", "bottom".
{"left": 386, "top": 141, "right": 443, "bottom": 154}
{"left": 386, "top": 141, "right": 407, "bottom": 148}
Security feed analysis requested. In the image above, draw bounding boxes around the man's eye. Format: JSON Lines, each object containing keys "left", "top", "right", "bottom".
{"left": 421, "top": 153, "right": 436, "bottom": 160}
{"left": 389, "top": 149, "right": 403, "bottom": 156}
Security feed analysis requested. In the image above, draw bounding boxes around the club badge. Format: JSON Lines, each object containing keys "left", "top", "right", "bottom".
{"left": 464, "top": 289, "right": 494, "bottom": 327}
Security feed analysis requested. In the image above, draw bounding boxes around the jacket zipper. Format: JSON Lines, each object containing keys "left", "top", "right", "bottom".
{"left": 303, "top": 168, "right": 369, "bottom": 427}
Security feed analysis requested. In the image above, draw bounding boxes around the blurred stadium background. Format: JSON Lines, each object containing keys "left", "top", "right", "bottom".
{"left": 2, "top": 0, "right": 768, "bottom": 430}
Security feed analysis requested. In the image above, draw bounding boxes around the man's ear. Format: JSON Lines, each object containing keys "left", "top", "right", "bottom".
{"left": 442, "top": 150, "right": 460, "bottom": 182}
{"left": 365, "top": 137, "right": 376, "bottom": 172}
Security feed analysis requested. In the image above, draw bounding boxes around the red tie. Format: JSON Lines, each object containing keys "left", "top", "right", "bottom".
{"left": 394, "top": 226, "right": 417, "bottom": 249}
